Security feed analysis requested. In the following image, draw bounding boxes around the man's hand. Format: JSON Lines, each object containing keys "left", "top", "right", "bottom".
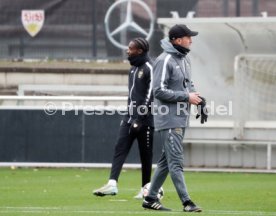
{"left": 196, "top": 96, "right": 208, "bottom": 124}
{"left": 189, "top": 92, "right": 202, "bottom": 105}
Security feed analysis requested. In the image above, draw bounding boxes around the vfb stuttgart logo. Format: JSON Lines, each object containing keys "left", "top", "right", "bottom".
{"left": 21, "top": 10, "right": 45, "bottom": 37}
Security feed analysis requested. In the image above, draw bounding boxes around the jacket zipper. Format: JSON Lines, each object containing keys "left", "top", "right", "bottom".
{"left": 128, "top": 67, "right": 139, "bottom": 123}
{"left": 182, "top": 58, "right": 190, "bottom": 126}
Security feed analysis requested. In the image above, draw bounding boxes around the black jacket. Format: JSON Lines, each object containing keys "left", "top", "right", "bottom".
{"left": 123, "top": 59, "right": 154, "bottom": 127}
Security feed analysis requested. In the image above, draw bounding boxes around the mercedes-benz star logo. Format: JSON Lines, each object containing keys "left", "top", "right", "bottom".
{"left": 105, "top": 0, "right": 154, "bottom": 50}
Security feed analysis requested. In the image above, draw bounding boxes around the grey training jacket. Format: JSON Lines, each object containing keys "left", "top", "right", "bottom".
{"left": 153, "top": 38, "right": 196, "bottom": 131}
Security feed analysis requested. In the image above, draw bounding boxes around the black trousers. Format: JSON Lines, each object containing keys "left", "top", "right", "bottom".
{"left": 109, "top": 120, "right": 154, "bottom": 187}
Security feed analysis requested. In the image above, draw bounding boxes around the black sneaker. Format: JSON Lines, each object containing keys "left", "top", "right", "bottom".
{"left": 142, "top": 199, "right": 171, "bottom": 211}
{"left": 183, "top": 200, "right": 202, "bottom": 212}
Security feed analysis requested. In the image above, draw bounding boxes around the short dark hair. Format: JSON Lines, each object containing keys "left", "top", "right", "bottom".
{"left": 131, "top": 37, "right": 149, "bottom": 53}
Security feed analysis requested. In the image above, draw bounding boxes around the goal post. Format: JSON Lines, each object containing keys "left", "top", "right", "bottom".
{"left": 234, "top": 54, "right": 276, "bottom": 138}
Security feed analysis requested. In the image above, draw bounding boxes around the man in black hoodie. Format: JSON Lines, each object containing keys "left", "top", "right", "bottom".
{"left": 93, "top": 38, "right": 154, "bottom": 199}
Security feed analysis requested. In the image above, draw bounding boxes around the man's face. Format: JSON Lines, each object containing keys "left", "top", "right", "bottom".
{"left": 174, "top": 36, "right": 192, "bottom": 49}
{"left": 126, "top": 41, "right": 142, "bottom": 57}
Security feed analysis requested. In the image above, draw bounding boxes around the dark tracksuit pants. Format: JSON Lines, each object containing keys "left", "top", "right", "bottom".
{"left": 110, "top": 120, "right": 154, "bottom": 187}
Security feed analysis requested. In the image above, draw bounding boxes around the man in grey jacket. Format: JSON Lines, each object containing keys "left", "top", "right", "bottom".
{"left": 142, "top": 24, "right": 205, "bottom": 212}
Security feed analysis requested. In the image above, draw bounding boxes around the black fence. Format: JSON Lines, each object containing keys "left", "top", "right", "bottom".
{"left": 0, "top": 0, "right": 275, "bottom": 60}
{"left": 0, "top": 109, "right": 163, "bottom": 163}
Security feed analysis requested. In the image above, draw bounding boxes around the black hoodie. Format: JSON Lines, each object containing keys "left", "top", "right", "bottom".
{"left": 123, "top": 54, "right": 154, "bottom": 127}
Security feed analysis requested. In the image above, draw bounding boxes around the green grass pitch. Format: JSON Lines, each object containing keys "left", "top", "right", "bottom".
{"left": 0, "top": 168, "right": 276, "bottom": 216}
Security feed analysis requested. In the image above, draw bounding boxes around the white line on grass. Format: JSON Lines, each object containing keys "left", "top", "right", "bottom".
{"left": 206, "top": 210, "right": 276, "bottom": 215}
{"left": 0, "top": 207, "right": 276, "bottom": 215}
{"left": 108, "top": 199, "right": 128, "bottom": 202}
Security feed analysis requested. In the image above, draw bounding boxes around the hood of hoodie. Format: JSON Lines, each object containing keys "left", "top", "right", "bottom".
{"left": 160, "top": 37, "right": 187, "bottom": 57}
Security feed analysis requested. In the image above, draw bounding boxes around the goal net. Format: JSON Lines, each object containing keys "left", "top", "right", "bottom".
{"left": 234, "top": 54, "right": 276, "bottom": 131}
